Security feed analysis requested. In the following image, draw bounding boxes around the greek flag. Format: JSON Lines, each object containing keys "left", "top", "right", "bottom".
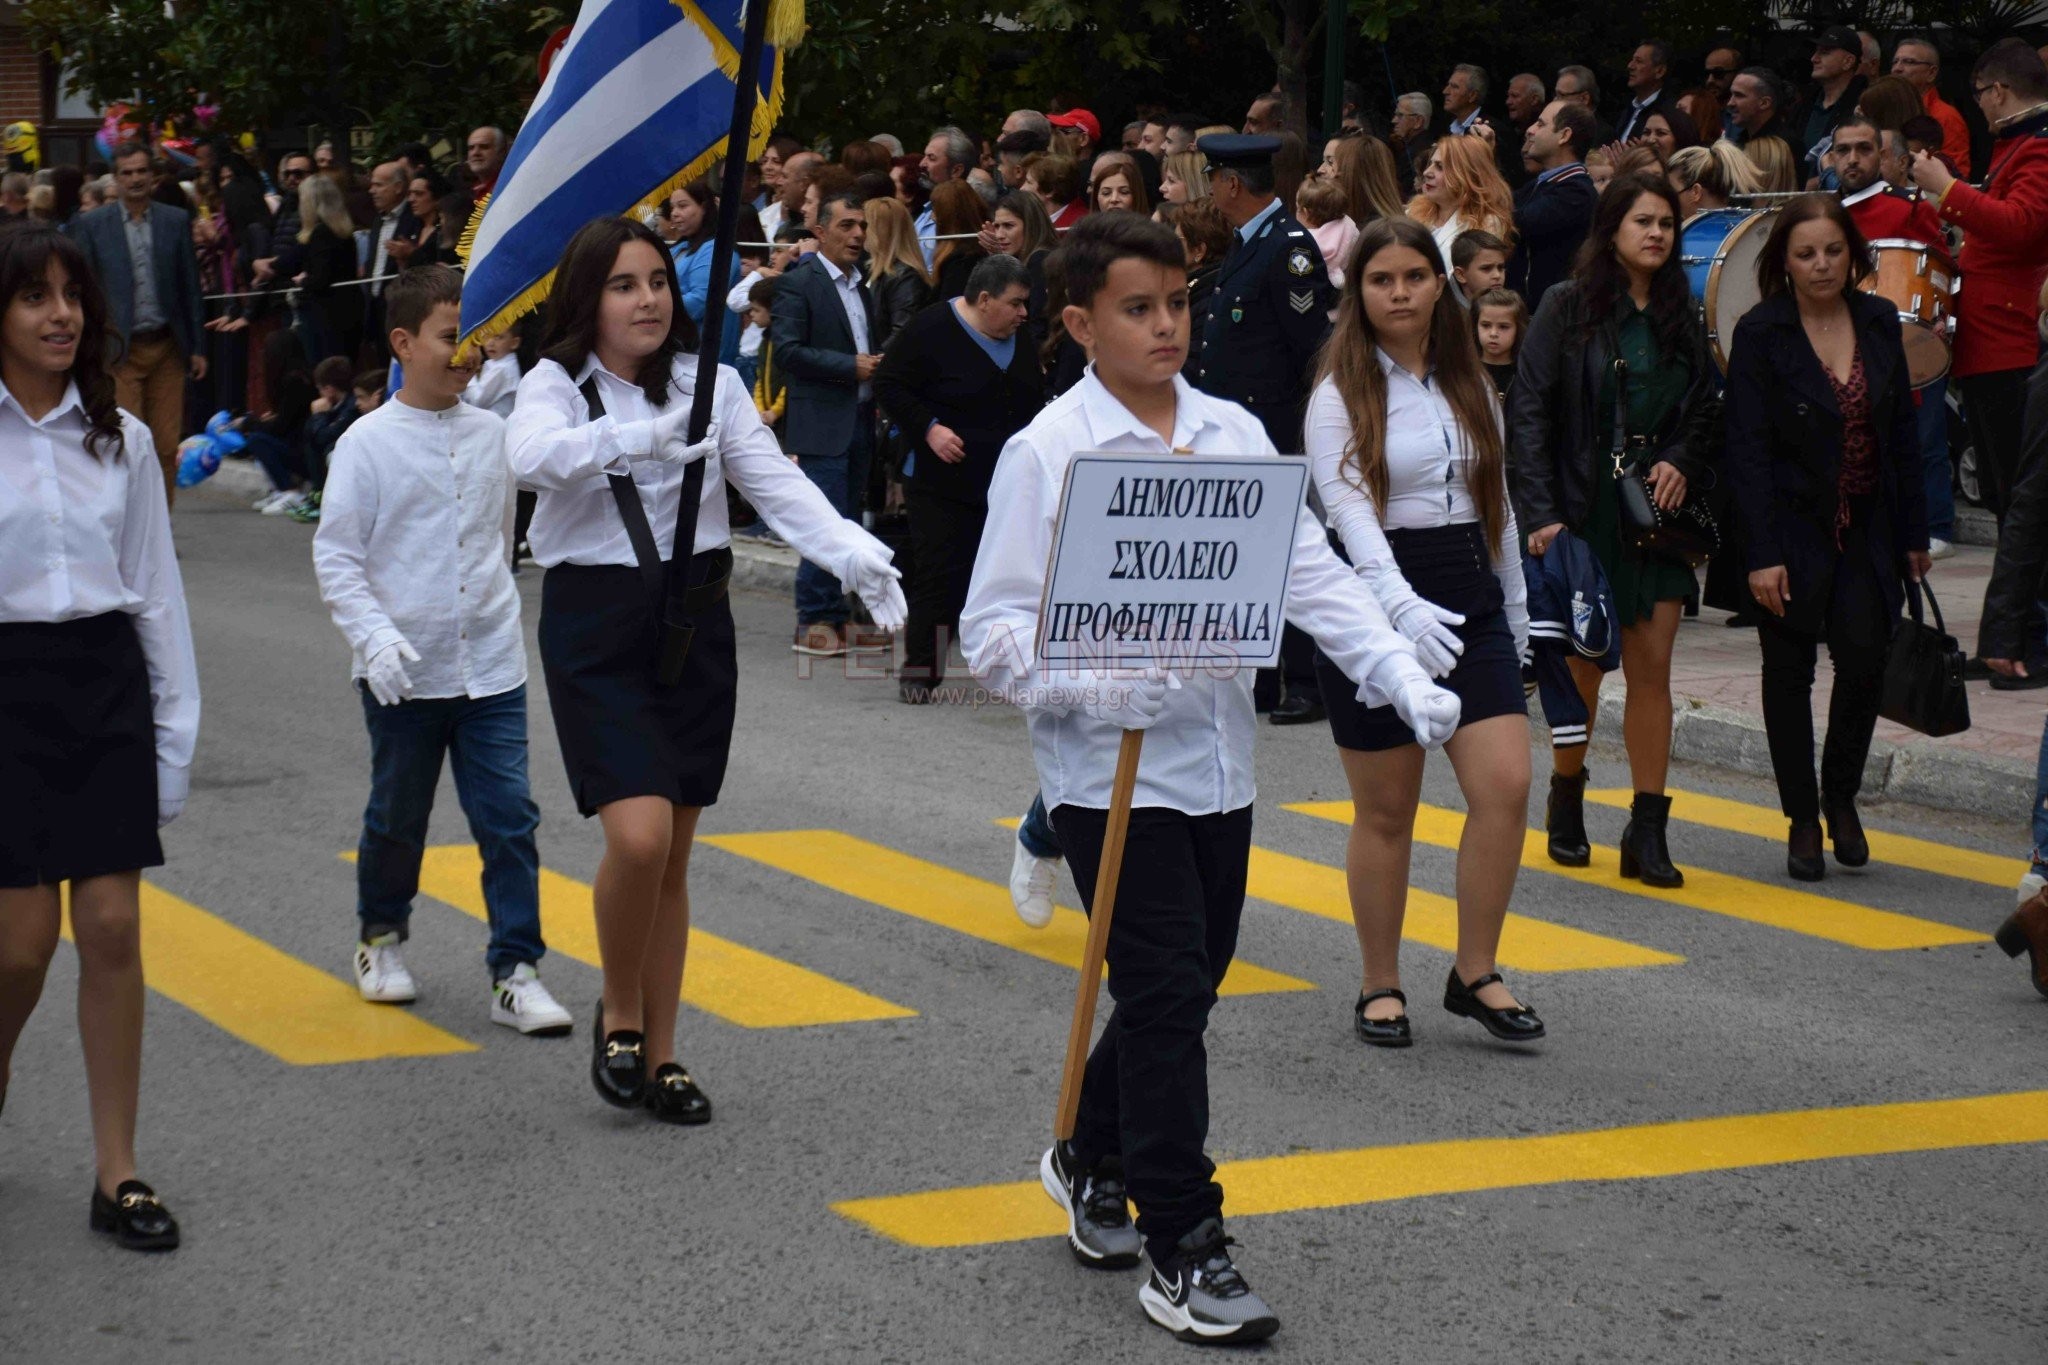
{"left": 458, "top": 0, "right": 803, "bottom": 354}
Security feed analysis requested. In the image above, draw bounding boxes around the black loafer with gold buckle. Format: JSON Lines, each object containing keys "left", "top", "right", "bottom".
{"left": 90, "top": 1179, "right": 180, "bottom": 1251}
{"left": 591, "top": 1002, "right": 647, "bottom": 1108}
{"left": 645, "top": 1063, "right": 712, "bottom": 1125}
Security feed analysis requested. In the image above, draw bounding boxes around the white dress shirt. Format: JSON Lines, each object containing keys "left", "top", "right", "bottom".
{"left": 463, "top": 354, "right": 522, "bottom": 419}
{"left": 312, "top": 396, "right": 525, "bottom": 700}
{"left": 961, "top": 369, "right": 1428, "bottom": 815}
{"left": 0, "top": 386, "right": 199, "bottom": 802}
{"left": 819, "top": 254, "right": 873, "bottom": 400}
{"left": 505, "top": 352, "right": 890, "bottom": 576}
{"left": 1306, "top": 360, "right": 1528, "bottom": 658}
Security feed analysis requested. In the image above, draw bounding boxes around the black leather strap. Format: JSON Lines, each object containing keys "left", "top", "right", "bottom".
{"left": 581, "top": 375, "right": 667, "bottom": 607}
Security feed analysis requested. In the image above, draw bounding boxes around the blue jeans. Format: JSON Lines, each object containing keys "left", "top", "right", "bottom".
{"left": 794, "top": 405, "right": 873, "bottom": 626}
{"left": 1917, "top": 377, "right": 1953, "bottom": 542}
{"left": 357, "top": 683, "right": 543, "bottom": 980}
{"left": 1019, "top": 792, "right": 1063, "bottom": 860}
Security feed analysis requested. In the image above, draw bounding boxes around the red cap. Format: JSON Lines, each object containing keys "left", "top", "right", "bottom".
{"left": 1049, "top": 109, "right": 1102, "bottom": 145}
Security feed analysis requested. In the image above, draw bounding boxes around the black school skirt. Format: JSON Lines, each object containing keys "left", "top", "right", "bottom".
{"left": 1315, "top": 521, "right": 1526, "bottom": 752}
{"left": 539, "top": 552, "right": 739, "bottom": 818}
{"left": 0, "top": 613, "right": 163, "bottom": 887}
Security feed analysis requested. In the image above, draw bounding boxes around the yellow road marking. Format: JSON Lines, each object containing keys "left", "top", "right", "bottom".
{"left": 834, "top": 1089, "right": 2048, "bottom": 1247}
{"left": 88, "top": 882, "right": 476, "bottom": 1064}
{"left": 704, "top": 830, "right": 1311, "bottom": 997}
{"left": 1243, "top": 845, "right": 1680, "bottom": 972}
{"left": 1588, "top": 787, "right": 2026, "bottom": 890}
{"left": 1286, "top": 802, "right": 1987, "bottom": 951}
{"left": 391, "top": 847, "right": 914, "bottom": 1029}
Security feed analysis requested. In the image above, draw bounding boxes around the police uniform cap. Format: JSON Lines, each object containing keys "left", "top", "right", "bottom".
{"left": 1196, "top": 134, "right": 1281, "bottom": 173}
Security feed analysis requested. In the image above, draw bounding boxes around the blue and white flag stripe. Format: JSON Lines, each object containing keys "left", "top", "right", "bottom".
{"left": 459, "top": 0, "right": 791, "bottom": 352}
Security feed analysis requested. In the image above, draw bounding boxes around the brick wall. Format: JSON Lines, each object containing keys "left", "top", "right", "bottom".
{"left": 0, "top": 30, "right": 40, "bottom": 125}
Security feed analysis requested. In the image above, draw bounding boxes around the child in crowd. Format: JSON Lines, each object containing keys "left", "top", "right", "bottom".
{"left": 291, "top": 355, "right": 362, "bottom": 524}
{"left": 748, "top": 276, "right": 785, "bottom": 430}
{"left": 352, "top": 370, "right": 385, "bottom": 416}
{"left": 961, "top": 212, "right": 1454, "bottom": 1345}
{"left": 1295, "top": 177, "right": 1358, "bottom": 288}
{"left": 465, "top": 323, "right": 525, "bottom": 420}
{"left": 1451, "top": 229, "right": 1510, "bottom": 305}
{"left": 311, "top": 263, "right": 571, "bottom": 1035}
{"left": 1470, "top": 286, "right": 1527, "bottom": 409}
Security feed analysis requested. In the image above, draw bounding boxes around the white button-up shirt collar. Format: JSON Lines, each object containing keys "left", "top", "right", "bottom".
{"left": 0, "top": 387, "right": 199, "bottom": 798}
{"left": 819, "top": 253, "right": 873, "bottom": 399}
{"left": 961, "top": 369, "right": 1427, "bottom": 815}
{"left": 311, "top": 396, "right": 525, "bottom": 700}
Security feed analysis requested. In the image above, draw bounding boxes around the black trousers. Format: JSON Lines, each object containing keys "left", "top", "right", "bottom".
{"left": 1755, "top": 511, "right": 1892, "bottom": 824}
{"left": 1960, "top": 368, "right": 2029, "bottom": 520}
{"left": 901, "top": 487, "right": 985, "bottom": 684}
{"left": 1054, "top": 802, "right": 1253, "bottom": 1265}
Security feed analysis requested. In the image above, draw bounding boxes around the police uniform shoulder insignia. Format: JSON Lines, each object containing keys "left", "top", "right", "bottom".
{"left": 1288, "top": 289, "right": 1315, "bottom": 314}
{"left": 1286, "top": 247, "right": 1315, "bottom": 277}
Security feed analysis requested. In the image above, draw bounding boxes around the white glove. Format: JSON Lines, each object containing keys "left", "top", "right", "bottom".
{"left": 1385, "top": 676, "right": 1463, "bottom": 749}
{"left": 652, "top": 406, "right": 717, "bottom": 465}
{"left": 844, "top": 544, "right": 907, "bottom": 631}
{"left": 1076, "top": 667, "right": 1171, "bottom": 731}
{"left": 364, "top": 640, "right": 421, "bottom": 706}
{"left": 1390, "top": 598, "right": 1465, "bottom": 679}
{"left": 157, "top": 795, "right": 184, "bottom": 828}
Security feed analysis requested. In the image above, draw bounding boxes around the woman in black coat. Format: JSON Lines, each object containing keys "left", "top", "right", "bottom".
{"left": 1723, "top": 195, "right": 1929, "bottom": 882}
{"left": 1513, "top": 172, "right": 1721, "bottom": 887}
{"left": 874, "top": 253, "right": 1045, "bottom": 701}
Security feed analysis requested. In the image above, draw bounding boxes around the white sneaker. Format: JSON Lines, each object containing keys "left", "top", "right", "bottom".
{"left": 2018, "top": 870, "right": 2045, "bottom": 908}
{"left": 252, "top": 490, "right": 289, "bottom": 512}
{"left": 491, "top": 963, "right": 573, "bottom": 1036}
{"left": 262, "top": 491, "right": 307, "bottom": 517}
{"left": 1929, "top": 538, "right": 1955, "bottom": 561}
{"left": 354, "top": 933, "right": 418, "bottom": 1003}
{"left": 1009, "top": 836, "right": 1059, "bottom": 929}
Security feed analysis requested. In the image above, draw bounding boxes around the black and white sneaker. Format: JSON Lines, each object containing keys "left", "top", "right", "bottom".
{"left": 1039, "top": 1141, "right": 1142, "bottom": 1268}
{"left": 1138, "top": 1217, "right": 1279, "bottom": 1344}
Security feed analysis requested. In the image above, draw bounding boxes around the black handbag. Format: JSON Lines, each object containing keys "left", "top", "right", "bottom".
{"left": 1880, "top": 579, "right": 1971, "bottom": 738}
{"left": 1610, "top": 358, "right": 1720, "bottom": 569}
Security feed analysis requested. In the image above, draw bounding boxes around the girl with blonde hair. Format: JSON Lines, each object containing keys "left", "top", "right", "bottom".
{"left": 1158, "top": 151, "right": 1209, "bottom": 204}
{"left": 1321, "top": 131, "right": 1406, "bottom": 224}
{"left": 1741, "top": 135, "right": 1798, "bottom": 193}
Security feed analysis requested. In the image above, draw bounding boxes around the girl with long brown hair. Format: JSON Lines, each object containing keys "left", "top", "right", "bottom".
{"left": 927, "top": 179, "right": 988, "bottom": 301}
{"left": 1319, "top": 130, "right": 1405, "bottom": 224}
{"left": 1306, "top": 217, "right": 1541, "bottom": 1048}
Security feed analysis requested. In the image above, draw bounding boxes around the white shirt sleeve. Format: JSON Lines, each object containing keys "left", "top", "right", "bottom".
{"left": 115, "top": 421, "right": 200, "bottom": 803}
{"left": 959, "top": 432, "right": 1072, "bottom": 714}
{"left": 504, "top": 360, "right": 658, "bottom": 490}
{"left": 1490, "top": 403, "right": 1530, "bottom": 658}
{"left": 715, "top": 371, "right": 892, "bottom": 579}
{"left": 1304, "top": 377, "right": 1428, "bottom": 624}
{"left": 311, "top": 430, "right": 406, "bottom": 665}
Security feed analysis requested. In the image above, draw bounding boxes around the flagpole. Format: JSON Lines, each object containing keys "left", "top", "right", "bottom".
{"left": 687, "top": 0, "right": 772, "bottom": 445}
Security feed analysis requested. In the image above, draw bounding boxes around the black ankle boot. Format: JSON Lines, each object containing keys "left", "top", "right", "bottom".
{"left": 1546, "top": 770, "right": 1591, "bottom": 867}
{"left": 1618, "top": 791, "right": 1683, "bottom": 888}
{"left": 1821, "top": 797, "right": 1869, "bottom": 867}
{"left": 1786, "top": 821, "right": 1825, "bottom": 882}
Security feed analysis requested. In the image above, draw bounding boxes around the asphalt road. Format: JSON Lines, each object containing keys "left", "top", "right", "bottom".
{"left": 3, "top": 481, "right": 2045, "bottom": 1364}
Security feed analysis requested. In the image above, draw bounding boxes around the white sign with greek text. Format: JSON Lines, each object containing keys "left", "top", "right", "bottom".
{"left": 1037, "top": 453, "right": 1307, "bottom": 670}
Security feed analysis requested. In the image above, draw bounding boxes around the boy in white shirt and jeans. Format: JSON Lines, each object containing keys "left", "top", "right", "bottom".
{"left": 313, "top": 264, "right": 571, "bottom": 1035}
{"left": 962, "top": 213, "right": 1460, "bottom": 1344}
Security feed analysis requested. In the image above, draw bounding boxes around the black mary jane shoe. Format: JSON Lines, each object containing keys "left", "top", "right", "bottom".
{"left": 1353, "top": 989, "right": 1413, "bottom": 1048}
{"left": 1821, "top": 799, "right": 1869, "bottom": 868}
{"left": 1443, "top": 968, "right": 1546, "bottom": 1042}
{"left": 590, "top": 1002, "right": 647, "bottom": 1109}
{"left": 1267, "top": 691, "right": 1326, "bottom": 726}
{"left": 1786, "top": 821, "right": 1826, "bottom": 882}
{"left": 645, "top": 1063, "right": 713, "bottom": 1125}
{"left": 90, "top": 1179, "right": 180, "bottom": 1252}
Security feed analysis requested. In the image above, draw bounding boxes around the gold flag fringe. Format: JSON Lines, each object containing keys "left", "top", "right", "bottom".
{"left": 454, "top": 0, "right": 799, "bottom": 362}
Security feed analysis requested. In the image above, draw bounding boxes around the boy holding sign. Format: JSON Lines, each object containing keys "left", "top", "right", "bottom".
{"left": 960, "top": 214, "right": 1460, "bottom": 1344}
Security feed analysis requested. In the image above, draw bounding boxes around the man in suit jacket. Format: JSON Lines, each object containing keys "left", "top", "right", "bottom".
{"left": 769, "top": 190, "right": 882, "bottom": 656}
{"left": 73, "top": 141, "right": 206, "bottom": 504}
{"left": 1614, "top": 39, "right": 1680, "bottom": 144}
{"left": 1510, "top": 101, "right": 1600, "bottom": 308}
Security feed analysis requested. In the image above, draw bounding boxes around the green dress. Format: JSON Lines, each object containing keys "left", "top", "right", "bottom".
{"left": 1585, "top": 301, "right": 1697, "bottom": 627}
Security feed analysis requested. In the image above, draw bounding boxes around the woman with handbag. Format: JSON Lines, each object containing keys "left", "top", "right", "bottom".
{"left": 1723, "top": 195, "right": 1929, "bottom": 881}
{"left": 1514, "top": 172, "right": 1722, "bottom": 888}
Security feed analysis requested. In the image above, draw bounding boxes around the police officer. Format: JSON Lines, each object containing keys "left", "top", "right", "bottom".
{"left": 1195, "top": 134, "right": 1339, "bottom": 724}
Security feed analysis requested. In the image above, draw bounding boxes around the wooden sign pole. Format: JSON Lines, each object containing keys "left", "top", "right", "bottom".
{"left": 1054, "top": 726, "right": 1145, "bottom": 1142}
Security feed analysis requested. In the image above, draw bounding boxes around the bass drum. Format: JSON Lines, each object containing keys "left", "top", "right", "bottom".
{"left": 1701, "top": 209, "right": 1777, "bottom": 374}
{"left": 1680, "top": 208, "right": 1751, "bottom": 306}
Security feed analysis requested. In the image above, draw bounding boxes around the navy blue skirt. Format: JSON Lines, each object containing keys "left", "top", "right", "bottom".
{"left": 0, "top": 613, "right": 162, "bottom": 887}
{"left": 538, "top": 553, "right": 738, "bottom": 817}
{"left": 1316, "top": 522, "right": 1526, "bottom": 752}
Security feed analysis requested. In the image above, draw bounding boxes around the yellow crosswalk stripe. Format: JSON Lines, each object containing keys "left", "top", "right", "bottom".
{"left": 399, "top": 847, "right": 915, "bottom": 1029}
{"left": 703, "top": 830, "right": 1311, "bottom": 997}
{"left": 1287, "top": 802, "right": 1988, "bottom": 950}
{"left": 1588, "top": 787, "right": 2026, "bottom": 890}
{"left": 89, "top": 882, "right": 476, "bottom": 1064}
{"left": 1242, "top": 845, "right": 1681, "bottom": 971}
{"left": 833, "top": 1088, "right": 2048, "bottom": 1247}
